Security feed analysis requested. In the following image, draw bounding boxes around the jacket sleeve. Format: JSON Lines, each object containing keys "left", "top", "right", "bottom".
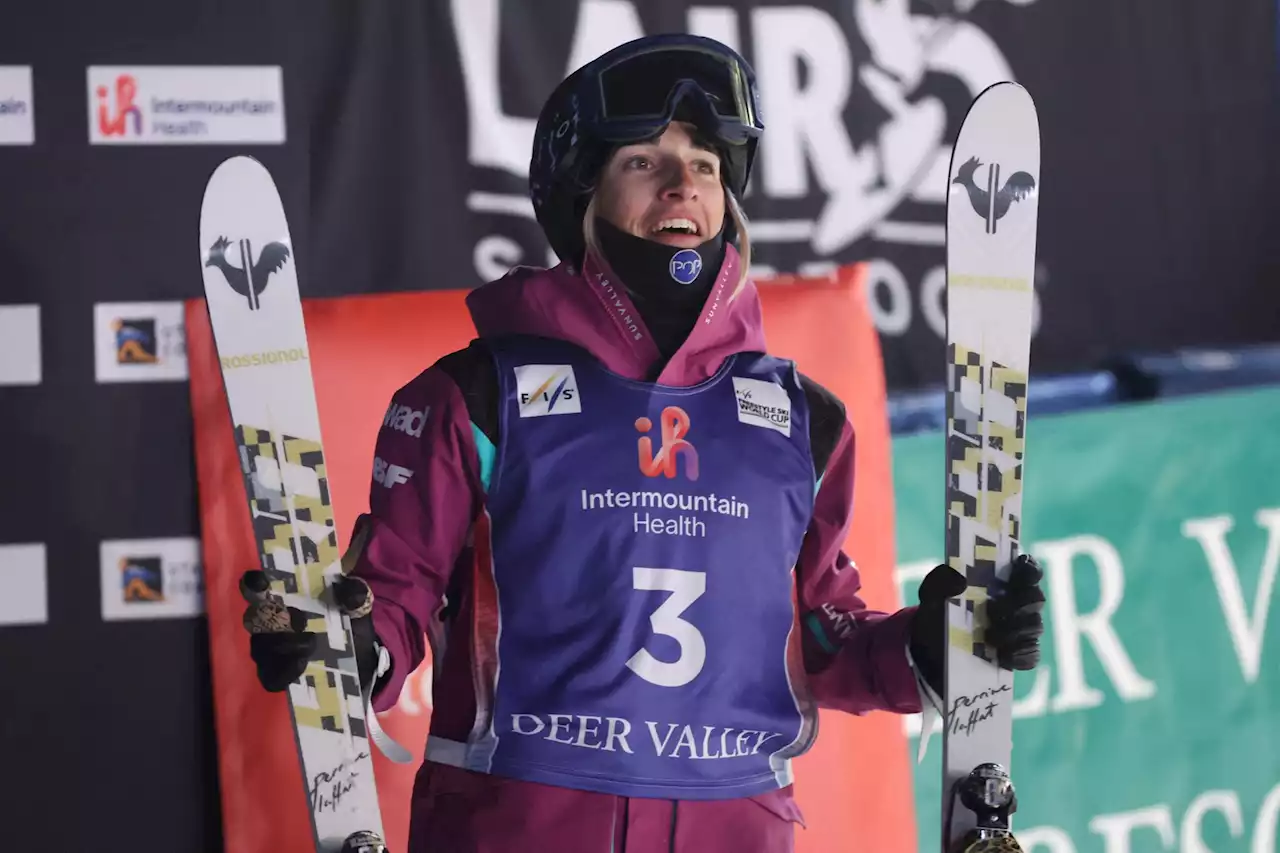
{"left": 797, "top": 413, "right": 930, "bottom": 716}
{"left": 345, "top": 360, "right": 486, "bottom": 713}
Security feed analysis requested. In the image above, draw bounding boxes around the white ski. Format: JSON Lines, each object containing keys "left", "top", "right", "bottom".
{"left": 198, "top": 155, "right": 386, "bottom": 852}
{"left": 941, "top": 82, "right": 1041, "bottom": 853}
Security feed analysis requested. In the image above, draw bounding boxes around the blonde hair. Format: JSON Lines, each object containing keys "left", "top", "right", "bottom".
{"left": 724, "top": 187, "right": 752, "bottom": 300}
{"left": 581, "top": 182, "right": 753, "bottom": 298}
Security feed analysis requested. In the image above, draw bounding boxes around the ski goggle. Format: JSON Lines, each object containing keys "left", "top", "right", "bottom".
{"left": 587, "top": 41, "right": 763, "bottom": 146}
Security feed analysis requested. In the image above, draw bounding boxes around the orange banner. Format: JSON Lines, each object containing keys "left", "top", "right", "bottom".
{"left": 186, "top": 263, "right": 914, "bottom": 852}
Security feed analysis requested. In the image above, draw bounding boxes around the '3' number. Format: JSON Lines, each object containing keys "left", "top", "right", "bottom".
{"left": 626, "top": 567, "right": 706, "bottom": 688}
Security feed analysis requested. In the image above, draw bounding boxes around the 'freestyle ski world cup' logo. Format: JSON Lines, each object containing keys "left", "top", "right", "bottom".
{"left": 205, "top": 236, "right": 291, "bottom": 310}
{"left": 636, "top": 406, "right": 699, "bottom": 481}
{"left": 952, "top": 156, "right": 1036, "bottom": 235}
{"left": 668, "top": 249, "right": 702, "bottom": 285}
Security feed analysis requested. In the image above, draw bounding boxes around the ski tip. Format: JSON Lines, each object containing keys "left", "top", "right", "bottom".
{"left": 973, "top": 80, "right": 1035, "bottom": 103}
{"left": 968, "top": 81, "right": 1039, "bottom": 119}
{"left": 944, "top": 79, "right": 1042, "bottom": 189}
{"left": 205, "top": 153, "right": 269, "bottom": 186}
{"left": 198, "top": 153, "right": 292, "bottom": 303}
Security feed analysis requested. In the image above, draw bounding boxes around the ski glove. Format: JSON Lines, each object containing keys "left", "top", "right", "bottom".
{"left": 240, "top": 569, "right": 382, "bottom": 694}
{"left": 908, "top": 553, "right": 1046, "bottom": 697}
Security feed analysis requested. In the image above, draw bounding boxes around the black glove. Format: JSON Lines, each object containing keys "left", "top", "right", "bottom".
{"left": 240, "top": 569, "right": 380, "bottom": 694}
{"left": 985, "top": 553, "right": 1046, "bottom": 671}
{"left": 909, "top": 553, "right": 1046, "bottom": 696}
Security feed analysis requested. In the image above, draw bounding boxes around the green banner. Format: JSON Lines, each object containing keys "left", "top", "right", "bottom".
{"left": 891, "top": 386, "right": 1280, "bottom": 853}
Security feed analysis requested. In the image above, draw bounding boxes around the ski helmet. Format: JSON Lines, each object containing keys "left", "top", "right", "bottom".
{"left": 529, "top": 33, "right": 764, "bottom": 266}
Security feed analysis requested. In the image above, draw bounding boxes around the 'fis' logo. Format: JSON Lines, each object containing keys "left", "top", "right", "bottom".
{"left": 384, "top": 402, "right": 428, "bottom": 438}
{"left": 515, "top": 364, "right": 581, "bottom": 418}
{"left": 204, "top": 236, "right": 291, "bottom": 311}
{"left": 373, "top": 456, "right": 414, "bottom": 489}
{"left": 96, "top": 74, "right": 142, "bottom": 137}
{"left": 636, "top": 406, "right": 699, "bottom": 481}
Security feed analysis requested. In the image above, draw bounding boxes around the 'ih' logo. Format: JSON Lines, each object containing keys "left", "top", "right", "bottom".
{"left": 636, "top": 406, "right": 699, "bottom": 481}
{"left": 97, "top": 74, "right": 143, "bottom": 137}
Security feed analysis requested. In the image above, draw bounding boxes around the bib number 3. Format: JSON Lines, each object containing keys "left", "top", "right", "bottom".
{"left": 626, "top": 567, "right": 707, "bottom": 688}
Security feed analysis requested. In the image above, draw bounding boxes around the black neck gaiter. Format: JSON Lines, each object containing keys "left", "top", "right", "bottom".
{"left": 593, "top": 215, "right": 727, "bottom": 364}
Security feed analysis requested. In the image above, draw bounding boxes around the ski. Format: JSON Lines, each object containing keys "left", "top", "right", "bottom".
{"left": 940, "top": 82, "right": 1041, "bottom": 853}
{"left": 198, "top": 154, "right": 388, "bottom": 853}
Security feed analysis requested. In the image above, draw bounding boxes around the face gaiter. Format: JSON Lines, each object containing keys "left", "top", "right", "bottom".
{"left": 592, "top": 214, "right": 727, "bottom": 363}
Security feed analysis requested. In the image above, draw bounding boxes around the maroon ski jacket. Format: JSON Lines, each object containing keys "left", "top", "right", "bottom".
{"left": 348, "top": 245, "right": 926, "bottom": 852}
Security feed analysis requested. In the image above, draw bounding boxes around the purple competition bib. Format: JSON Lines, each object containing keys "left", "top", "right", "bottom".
{"left": 438, "top": 334, "right": 820, "bottom": 800}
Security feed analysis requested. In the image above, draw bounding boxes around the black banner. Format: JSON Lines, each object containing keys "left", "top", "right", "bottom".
{"left": 306, "top": 0, "right": 1280, "bottom": 389}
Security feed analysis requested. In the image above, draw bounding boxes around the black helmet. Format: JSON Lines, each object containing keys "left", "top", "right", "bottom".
{"left": 529, "top": 34, "right": 765, "bottom": 266}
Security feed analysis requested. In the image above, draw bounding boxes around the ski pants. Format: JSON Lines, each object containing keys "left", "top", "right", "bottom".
{"left": 406, "top": 760, "right": 806, "bottom": 853}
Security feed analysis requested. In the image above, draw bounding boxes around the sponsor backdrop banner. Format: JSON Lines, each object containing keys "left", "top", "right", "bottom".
{"left": 0, "top": 1, "right": 1276, "bottom": 850}
{"left": 893, "top": 386, "right": 1280, "bottom": 853}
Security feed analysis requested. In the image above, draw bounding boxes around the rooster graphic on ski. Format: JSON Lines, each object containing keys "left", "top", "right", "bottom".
{"left": 951, "top": 156, "right": 1036, "bottom": 235}
{"left": 205, "top": 235, "right": 292, "bottom": 310}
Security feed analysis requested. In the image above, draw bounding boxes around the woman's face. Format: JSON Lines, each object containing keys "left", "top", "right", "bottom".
{"left": 592, "top": 121, "right": 726, "bottom": 249}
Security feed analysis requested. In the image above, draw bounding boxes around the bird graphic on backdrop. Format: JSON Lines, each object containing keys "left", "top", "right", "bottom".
{"left": 205, "top": 235, "right": 291, "bottom": 310}
{"left": 952, "top": 155, "right": 1036, "bottom": 232}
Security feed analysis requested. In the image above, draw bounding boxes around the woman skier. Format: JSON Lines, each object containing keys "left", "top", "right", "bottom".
{"left": 240, "top": 33, "right": 1045, "bottom": 853}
